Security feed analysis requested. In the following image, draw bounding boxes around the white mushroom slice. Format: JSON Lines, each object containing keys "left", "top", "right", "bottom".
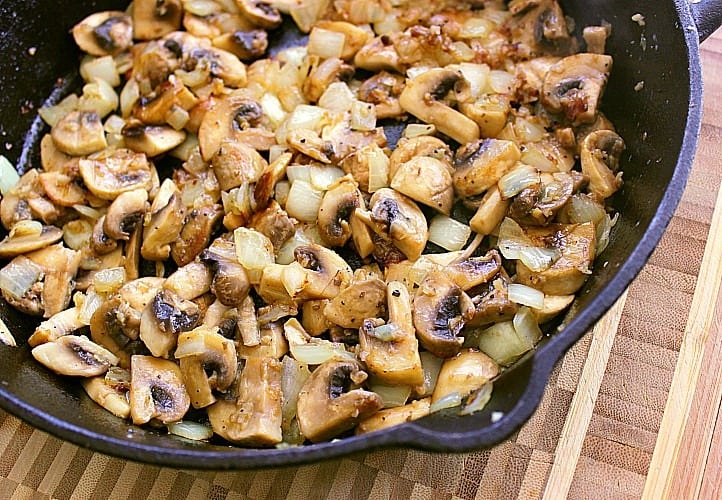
{"left": 129, "top": 355, "right": 190, "bottom": 424}
{"left": 32, "top": 335, "right": 119, "bottom": 377}
{"left": 296, "top": 359, "right": 382, "bottom": 443}
{"left": 356, "top": 397, "right": 431, "bottom": 435}
{"left": 141, "top": 193, "right": 186, "bottom": 261}
{"left": 176, "top": 326, "right": 238, "bottom": 409}
{"left": 200, "top": 237, "right": 251, "bottom": 307}
{"left": 104, "top": 189, "right": 149, "bottom": 240}
{"left": 26, "top": 244, "right": 82, "bottom": 318}
{"left": 139, "top": 289, "right": 202, "bottom": 358}
{"left": 281, "top": 244, "right": 353, "bottom": 301}
{"left": 359, "top": 281, "right": 424, "bottom": 386}
{"left": 469, "top": 187, "right": 511, "bottom": 236}
{"left": 317, "top": 177, "right": 361, "bottom": 247}
{"left": 28, "top": 306, "right": 85, "bottom": 347}
{"left": 38, "top": 171, "right": 87, "bottom": 207}
{"left": 78, "top": 149, "right": 153, "bottom": 200}
{"left": 399, "top": 68, "right": 480, "bottom": 145}
{"left": 133, "top": 0, "right": 183, "bottom": 40}
{"left": 236, "top": 0, "right": 282, "bottom": 29}
{"left": 81, "top": 375, "right": 131, "bottom": 419}
{"left": 453, "top": 139, "right": 522, "bottom": 198}
{"left": 530, "top": 294, "right": 575, "bottom": 324}
{"left": 580, "top": 130, "right": 624, "bottom": 200}
{"left": 133, "top": 75, "right": 198, "bottom": 125}
{"left": 0, "top": 225, "right": 63, "bottom": 259}
{"left": 72, "top": 11, "right": 133, "bottom": 56}
{"left": 210, "top": 139, "right": 266, "bottom": 191}
{"left": 390, "top": 156, "right": 454, "bottom": 215}
{"left": 237, "top": 322, "right": 289, "bottom": 359}
{"left": 207, "top": 357, "right": 282, "bottom": 446}
{"left": 388, "top": 136, "right": 453, "bottom": 180}
{"left": 431, "top": 349, "right": 499, "bottom": 403}
{"left": 324, "top": 277, "right": 386, "bottom": 329}
{"left": 198, "top": 94, "right": 263, "bottom": 161}
{"left": 122, "top": 122, "right": 187, "bottom": 157}
{"left": 51, "top": 111, "right": 107, "bottom": 156}
{"left": 354, "top": 35, "right": 403, "bottom": 73}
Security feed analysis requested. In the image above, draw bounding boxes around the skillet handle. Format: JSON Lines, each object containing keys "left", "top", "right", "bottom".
{"left": 690, "top": 0, "right": 722, "bottom": 42}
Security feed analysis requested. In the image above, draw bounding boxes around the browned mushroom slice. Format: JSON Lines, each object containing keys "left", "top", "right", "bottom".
{"left": 248, "top": 200, "right": 294, "bottom": 251}
{"left": 531, "top": 294, "right": 575, "bottom": 324}
{"left": 354, "top": 188, "right": 428, "bottom": 262}
{"left": 72, "top": 11, "right": 133, "bottom": 56}
{"left": 541, "top": 53, "right": 612, "bottom": 124}
{"left": 129, "top": 355, "right": 190, "bottom": 425}
{"left": 133, "top": 75, "right": 199, "bottom": 125}
{"left": 200, "top": 237, "right": 251, "bottom": 307}
{"left": 163, "top": 261, "right": 213, "bottom": 301}
{"left": 580, "top": 130, "right": 624, "bottom": 200}
{"left": 38, "top": 171, "right": 86, "bottom": 207}
{"left": 444, "top": 250, "right": 503, "bottom": 291}
{"left": 90, "top": 298, "right": 132, "bottom": 368}
{"left": 51, "top": 111, "right": 107, "bottom": 156}
{"left": 357, "top": 71, "right": 406, "bottom": 119}
{"left": 26, "top": 243, "right": 82, "bottom": 318}
{"left": 354, "top": 35, "right": 403, "bottom": 73}
{"left": 28, "top": 306, "right": 85, "bottom": 346}
{"left": 303, "top": 58, "right": 354, "bottom": 103}
{"left": 198, "top": 94, "right": 264, "bottom": 161}
{"left": 0, "top": 225, "right": 63, "bottom": 259}
{"left": 388, "top": 136, "right": 453, "bottom": 180}
{"left": 515, "top": 222, "right": 596, "bottom": 295}
{"left": 390, "top": 156, "right": 454, "bottom": 215}
{"left": 170, "top": 204, "right": 223, "bottom": 266}
{"left": 133, "top": 0, "right": 183, "bottom": 40}
{"left": 139, "top": 289, "right": 202, "bottom": 358}
{"left": 141, "top": 193, "right": 186, "bottom": 261}
{"left": 282, "top": 244, "right": 353, "bottom": 301}
{"left": 175, "top": 326, "right": 238, "bottom": 409}
{"left": 296, "top": 359, "right": 382, "bottom": 443}
{"left": 431, "top": 349, "right": 499, "bottom": 403}
{"left": 40, "top": 134, "right": 78, "bottom": 173}
{"left": 236, "top": 0, "right": 282, "bottom": 29}
{"left": 122, "top": 122, "right": 187, "bottom": 157}
{"left": 212, "top": 29, "right": 268, "bottom": 61}
{"left": 412, "top": 271, "right": 474, "bottom": 359}
{"left": 32, "top": 335, "right": 119, "bottom": 377}
{"left": 399, "top": 68, "right": 480, "bottom": 145}
{"left": 508, "top": 172, "right": 579, "bottom": 226}
{"left": 510, "top": 0, "right": 572, "bottom": 56}
{"left": 182, "top": 44, "right": 247, "bottom": 88}
{"left": 104, "top": 189, "right": 149, "bottom": 241}
{"left": 356, "top": 397, "right": 431, "bottom": 435}
{"left": 317, "top": 177, "right": 361, "bottom": 248}
{"left": 78, "top": 149, "right": 153, "bottom": 200}
{"left": 207, "top": 357, "right": 282, "bottom": 446}
{"left": 324, "top": 276, "right": 386, "bottom": 329}
{"left": 81, "top": 372, "right": 131, "bottom": 419}
{"left": 466, "top": 272, "right": 518, "bottom": 328}
{"left": 211, "top": 140, "right": 266, "bottom": 191}
{"left": 90, "top": 215, "right": 118, "bottom": 256}
{"left": 453, "top": 139, "right": 521, "bottom": 198}
{"left": 359, "top": 281, "right": 424, "bottom": 385}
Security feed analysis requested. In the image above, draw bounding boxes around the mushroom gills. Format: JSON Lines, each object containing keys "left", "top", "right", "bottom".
{"left": 129, "top": 355, "right": 191, "bottom": 425}
{"left": 32, "top": 335, "right": 119, "bottom": 377}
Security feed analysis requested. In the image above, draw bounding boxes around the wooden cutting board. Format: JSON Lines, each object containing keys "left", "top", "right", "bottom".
{"left": 1, "top": 28, "right": 721, "bottom": 500}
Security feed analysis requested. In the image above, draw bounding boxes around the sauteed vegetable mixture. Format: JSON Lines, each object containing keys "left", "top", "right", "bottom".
{"left": 0, "top": 0, "right": 624, "bottom": 445}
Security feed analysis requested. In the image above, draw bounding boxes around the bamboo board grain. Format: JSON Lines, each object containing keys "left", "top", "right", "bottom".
{"left": 1, "top": 25, "right": 722, "bottom": 500}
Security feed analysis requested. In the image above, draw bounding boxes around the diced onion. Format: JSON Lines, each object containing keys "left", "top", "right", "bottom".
{"left": 508, "top": 283, "right": 545, "bottom": 309}
{"left": 458, "top": 62, "right": 490, "bottom": 99}
{"left": 365, "top": 144, "right": 390, "bottom": 193}
{"left": 403, "top": 123, "right": 436, "bottom": 138}
{"left": 520, "top": 145, "right": 557, "bottom": 172}
{"left": 428, "top": 215, "right": 472, "bottom": 251}
{"left": 498, "top": 165, "right": 539, "bottom": 199}
{"left": 285, "top": 180, "right": 324, "bottom": 222}
{"left": 460, "top": 382, "right": 493, "bottom": 416}
{"left": 369, "top": 322, "right": 399, "bottom": 341}
{"left": 290, "top": 341, "right": 351, "bottom": 365}
{"left": 369, "top": 382, "right": 411, "bottom": 408}
{"left": 350, "top": 100, "right": 376, "bottom": 131}
{"left": 0, "top": 316, "right": 17, "bottom": 347}
{"left": 38, "top": 93, "right": 78, "bottom": 128}
{"left": 0, "top": 156, "right": 20, "bottom": 195}
{"left": 487, "top": 70, "right": 514, "bottom": 94}
{"left": 119, "top": 79, "right": 140, "bottom": 118}
{"left": 514, "top": 119, "right": 547, "bottom": 143}
{"left": 170, "top": 134, "right": 199, "bottom": 162}
{"left": 165, "top": 105, "right": 190, "bottom": 130}
{"left": 167, "top": 421, "right": 214, "bottom": 441}
{"left": 261, "top": 93, "right": 287, "bottom": 128}
{"left": 319, "top": 82, "right": 355, "bottom": 113}
{"left": 498, "top": 218, "right": 559, "bottom": 271}
{"left": 309, "top": 166, "right": 345, "bottom": 191}
{"left": 73, "top": 204, "right": 104, "bottom": 220}
{"left": 478, "top": 321, "right": 531, "bottom": 366}
{"left": 9, "top": 220, "right": 42, "bottom": 239}
{"left": 268, "top": 144, "right": 288, "bottom": 164}
{"left": 63, "top": 219, "right": 93, "bottom": 251}
{"left": 518, "top": 246, "right": 560, "bottom": 273}
{"left": 234, "top": 227, "right": 275, "bottom": 284}
{"left": 274, "top": 180, "right": 291, "bottom": 208}
{"left": 93, "top": 267, "right": 126, "bottom": 294}
{"left": 79, "top": 55, "right": 121, "bottom": 87}
{"left": 406, "top": 66, "right": 432, "bottom": 81}
{"left": 281, "top": 356, "right": 311, "bottom": 426}
{"left": 77, "top": 78, "right": 119, "bottom": 119}
{"left": 513, "top": 306, "right": 543, "bottom": 347}
{"left": 78, "top": 288, "right": 103, "bottom": 325}
{"left": 182, "top": 0, "right": 221, "bottom": 16}
{"left": 308, "top": 27, "right": 346, "bottom": 59}
{"left": 458, "top": 18, "right": 494, "bottom": 39}
{"left": 284, "top": 104, "right": 328, "bottom": 133}
{"left": 0, "top": 256, "right": 43, "bottom": 300}
{"left": 491, "top": 411, "right": 504, "bottom": 423}
{"left": 596, "top": 212, "right": 619, "bottom": 256}
{"left": 417, "top": 351, "right": 444, "bottom": 397}
{"left": 565, "top": 194, "right": 606, "bottom": 224}
{"left": 290, "top": 0, "right": 325, "bottom": 33}
{"left": 429, "top": 392, "right": 462, "bottom": 413}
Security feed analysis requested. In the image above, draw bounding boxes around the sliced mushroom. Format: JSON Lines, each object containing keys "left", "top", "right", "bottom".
{"left": 445, "top": 250, "right": 503, "bottom": 291}
{"left": 170, "top": 204, "right": 224, "bottom": 266}
{"left": 469, "top": 187, "right": 511, "bottom": 236}
{"left": 122, "top": 121, "right": 187, "bottom": 157}
{"left": 286, "top": 129, "right": 333, "bottom": 164}
{"left": 207, "top": 357, "right": 282, "bottom": 446}
{"left": 237, "top": 322, "right": 289, "bottom": 359}
{"left": 129, "top": 355, "right": 190, "bottom": 425}
{"left": 301, "top": 299, "right": 332, "bottom": 335}
{"left": 248, "top": 200, "right": 294, "bottom": 251}
{"left": 32, "top": 335, "right": 119, "bottom": 377}
{"left": 26, "top": 243, "right": 82, "bottom": 318}
{"left": 236, "top": 0, "right": 282, "bottom": 29}
{"left": 51, "top": 111, "right": 107, "bottom": 156}
{"left": 200, "top": 237, "right": 251, "bottom": 307}
{"left": 164, "top": 261, "right": 213, "bottom": 300}
{"left": 253, "top": 151, "right": 292, "bottom": 210}
{"left": 531, "top": 294, "right": 575, "bottom": 324}
{"left": 515, "top": 222, "right": 596, "bottom": 295}
{"left": 467, "top": 272, "right": 518, "bottom": 327}
{"left": 317, "top": 177, "right": 361, "bottom": 247}
{"left": 399, "top": 68, "right": 480, "bottom": 145}
{"left": 412, "top": 271, "right": 474, "bottom": 359}
{"left": 104, "top": 189, "right": 149, "bottom": 240}
{"left": 354, "top": 35, "right": 403, "bottom": 73}
{"left": 133, "top": 75, "right": 199, "bottom": 125}
{"left": 296, "top": 359, "right": 383, "bottom": 443}
{"left": 211, "top": 139, "right": 266, "bottom": 191}
{"left": 90, "top": 298, "right": 133, "bottom": 368}
{"left": 508, "top": 171, "right": 579, "bottom": 226}
{"left": 78, "top": 149, "right": 153, "bottom": 200}
{"left": 453, "top": 139, "right": 522, "bottom": 198}
{"left": 115, "top": 277, "right": 166, "bottom": 338}
{"left": 81, "top": 371, "right": 131, "bottom": 419}
{"left": 0, "top": 225, "right": 62, "bottom": 259}
{"left": 0, "top": 255, "right": 45, "bottom": 316}
{"left": 141, "top": 192, "right": 186, "bottom": 261}
{"left": 390, "top": 156, "right": 454, "bottom": 215}
{"left": 339, "top": 142, "right": 388, "bottom": 193}
{"left": 282, "top": 244, "right": 353, "bottom": 301}
{"left": 431, "top": 349, "right": 499, "bottom": 403}
{"left": 356, "top": 397, "right": 431, "bottom": 435}
{"left": 175, "top": 326, "right": 238, "bottom": 409}
{"left": 257, "top": 263, "right": 296, "bottom": 306}
{"left": 359, "top": 281, "right": 424, "bottom": 385}
{"left": 72, "top": 11, "right": 133, "bottom": 56}
{"left": 124, "top": 225, "right": 143, "bottom": 281}
{"left": 139, "top": 289, "right": 202, "bottom": 358}
{"left": 357, "top": 71, "right": 406, "bottom": 119}
{"left": 133, "top": 0, "right": 183, "bottom": 40}
{"left": 354, "top": 188, "right": 428, "bottom": 262}
{"left": 198, "top": 94, "right": 264, "bottom": 161}
{"left": 541, "top": 53, "right": 612, "bottom": 124}
{"left": 212, "top": 29, "right": 268, "bottom": 61}
{"left": 303, "top": 58, "right": 354, "bottom": 103}
{"left": 40, "top": 134, "right": 78, "bottom": 173}
{"left": 510, "top": 0, "right": 572, "bottom": 56}
{"left": 388, "top": 136, "right": 453, "bottom": 180}
{"left": 324, "top": 276, "right": 386, "bottom": 329}
{"left": 28, "top": 306, "right": 85, "bottom": 347}
{"left": 182, "top": 44, "right": 248, "bottom": 88}
{"left": 91, "top": 215, "right": 118, "bottom": 255}
{"left": 580, "top": 130, "right": 624, "bottom": 200}
{"left": 38, "top": 171, "right": 87, "bottom": 207}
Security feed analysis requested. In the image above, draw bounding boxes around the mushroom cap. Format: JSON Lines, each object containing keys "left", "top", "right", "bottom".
{"left": 580, "top": 129, "right": 624, "bottom": 200}
{"left": 72, "top": 11, "right": 133, "bottom": 56}
{"left": 0, "top": 225, "right": 62, "bottom": 259}
{"left": 324, "top": 277, "right": 386, "bottom": 329}
{"left": 51, "top": 111, "right": 107, "bottom": 156}
{"left": 431, "top": 349, "right": 499, "bottom": 403}
{"left": 444, "top": 250, "right": 503, "bottom": 291}
{"left": 211, "top": 139, "right": 266, "bottom": 191}
{"left": 317, "top": 178, "right": 361, "bottom": 248}
{"left": 141, "top": 193, "right": 186, "bottom": 261}
{"left": 453, "top": 138, "right": 522, "bottom": 198}
{"left": 388, "top": 136, "right": 452, "bottom": 180}
{"left": 132, "top": 0, "right": 183, "bottom": 41}
{"left": 78, "top": 149, "right": 153, "bottom": 200}
{"left": 122, "top": 122, "right": 187, "bottom": 157}
{"left": 198, "top": 94, "right": 263, "bottom": 161}
{"left": 366, "top": 188, "right": 428, "bottom": 262}
{"left": 104, "top": 188, "right": 149, "bottom": 240}
{"left": 236, "top": 0, "right": 282, "bottom": 30}
{"left": 285, "top": 244, "right": 353, "bottom": 301}
{"left": 390, "top": 156, "right": 454, "bottom": 215}
{"left": 508, "top": 172, "right": 577, "bottom": 226}
{"left": 32, "top": 335, "right": 119, "bottom": 377}
{"left": 129, "top": 355, "right": 190, "bottom": 425}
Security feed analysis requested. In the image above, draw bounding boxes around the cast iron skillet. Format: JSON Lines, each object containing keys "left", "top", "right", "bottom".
{"left": 0, "top": 0, "right": 720, "bottom": 469}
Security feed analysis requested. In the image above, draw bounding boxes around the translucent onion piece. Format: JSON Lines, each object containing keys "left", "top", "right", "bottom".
{"left": 0, "top": 316, "right": 16, "bottom": 347}
{"left": 274, "top": 180, "right": 291, "bottom": 208}
{"left": 417, "top": 351, "right": 444, "bottom": 397}
{"left": 281, "top": 355, "right": 311, "bottom": 426}
{"left": 514, "top": 119, "right": 546, "bottom": 143}
{"left": 566, "top": 194, "right": 606, "bottom": 224}
{"left": 284, "top": 104, "right": 328, "bottom": 133}
{"left": 596, "top": 212, "right": 619, "bottom": 256}
{"left": 285, "top": 180, "right": 324, "bottom": 222}
{"left": 261, "top": 93, "right": 287, "bottom": 128}
{"left": 498, "top": 165, "right": 539, "bottom": 199}
{"left": 79, "top": 55, "right": 121, "bottom": 87}
{"left": 38, "top": 93, "right": 78, "bottom": 128}
{"left": 0, "top": 256, "right": 43, "bottom": 300}
{"left": 234, "top": 227, "right": 275, "bottom": 272}
{"left": 308, "top": 28, "right": 346, "bottom": 59}
{"left": 319, "top": 82, "right": 355, "bottom": 113}
{"left": 276, "top": 230, "right": 312, "bottom": 265}
{"left": 77, "top": 78, "right": 119, "bottom": 119}
{"left": 350, "top": 100, "right": 377, "bottom": 131}
{"left": 369, "top": 322, "right": 399, "bottom": 341}
{"left": 460, "top": 381, "right": 493, "bottom": 416}
{"left": 9, "top": 220, "right": 43, "bottom": 238}
{"left": 366, "top": 146, "right": 390, "bottom": 193}
{"left": 458, "top": 62, "right": 490, "bottom": 98}
{"left": 512, "top": 306, "right": 543, "bottom": 347}
{"left": 119, "top": 79, "right": 140, "bottom": 118}
{"left": 508, "top": 283, "right": 545, "bottom": 309}
{"left": 429, "top": 392, "right": 462, "bottom": 413}
{"left": 458, "top": 18, "right": 494, "bottom": 39}
{"left": 403, "top": 123, "right": 436, "bottom": 139}
{"left": 497, "top": 217, "right": 530, "bottom": 260}
{"left": 167, "top": 421, "right": 214, "bottom": 441}
{"left": 368, "top": 381, "right": 411, "bottom": 408}
{"left": 428, "top": 215, "right": 472, "bottom": 252}
{"left": 520, "top": 145, "right": 557, "bottom": 172}
{"left": 290, "top": 341, "right": 351, "bottom": 365}
{"left": 182, "top": 0, "right": 221, "bottom": 16}
{"left": 78, "top": 288, "right": 103, "bottom": 325}
{"left": 93, "top": 267, "right": 126, "bottom": 294}
{"left": 478, "top": 320, "right": 531, "bottom": 366}
{"left": 0, "top": 156, "right": 20, "bottom": 196}
{"left": 518, "top": 246, "right": 560, "bottom": 273}
{"left": 488, "top": 70, "right": 514, "bottom": 94}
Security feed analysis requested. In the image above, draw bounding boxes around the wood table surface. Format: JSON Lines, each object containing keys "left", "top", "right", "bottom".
{"left": 0, "top": 25, "right": 721, "bottom": 500}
